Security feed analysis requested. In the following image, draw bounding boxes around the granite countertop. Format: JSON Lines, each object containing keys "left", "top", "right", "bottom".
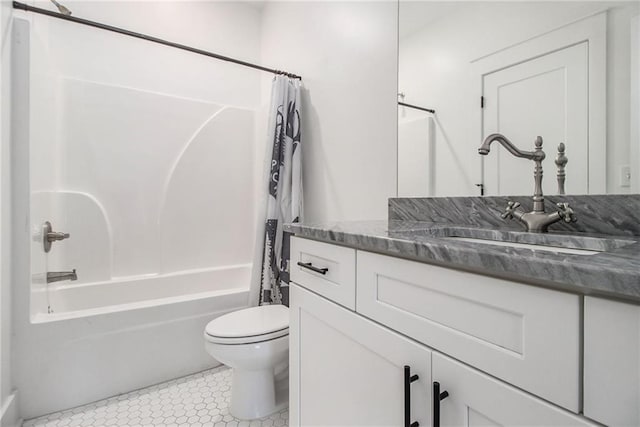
{"left": 284, "top": 196, "right": 640, "bottom": 303}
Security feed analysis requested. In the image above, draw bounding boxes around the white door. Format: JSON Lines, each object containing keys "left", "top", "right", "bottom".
{"left": 482, "top": 42, "right": 588, "bottom": 196}
{"left": 433, "top": 353, "right": 596, "bottom": 427}
{"left": 290, "top": 284, "right": 432, "bottom": 427}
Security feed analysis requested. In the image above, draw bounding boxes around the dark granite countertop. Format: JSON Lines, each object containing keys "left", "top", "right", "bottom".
{"left": 284, "top": 195, "right": 640, "bottom": 303}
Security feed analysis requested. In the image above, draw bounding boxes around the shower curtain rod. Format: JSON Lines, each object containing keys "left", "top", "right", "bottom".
{"left": 12, "top": 1, "right": 303, "bottom": 80}
{"left": 398, "top": 101, "right": 435, "bottom": 114}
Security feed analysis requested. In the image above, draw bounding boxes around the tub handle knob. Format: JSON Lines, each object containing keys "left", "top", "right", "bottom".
{"left": 48, "top": 231, "right": 70, "bottom": 242}
{"left": 42, "top": 221, "right": 71, "bottom": 253}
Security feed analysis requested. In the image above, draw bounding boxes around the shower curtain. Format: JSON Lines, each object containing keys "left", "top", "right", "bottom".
{"left": 251, "top": 75, "right": 302, "bottom": 306}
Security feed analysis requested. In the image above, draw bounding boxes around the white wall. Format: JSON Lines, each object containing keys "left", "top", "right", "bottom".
{"left": 399, "top": 1, "right": 639, "bottom": 196}
{"left": 0, "top": 0, "right": 18, "bottom": 424}
{"left": 632, "top": 15, "right": 640, "bottom": 192}
{"left": 260, "top": 1, "right": 398, "bottom": 222}
{"left": 607, "top": 4, "right": 640, "bottom": 193}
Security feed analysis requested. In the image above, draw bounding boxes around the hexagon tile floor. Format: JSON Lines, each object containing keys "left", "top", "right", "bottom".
{"left": 22, "top": 366, "right": 289, "bottom": 427}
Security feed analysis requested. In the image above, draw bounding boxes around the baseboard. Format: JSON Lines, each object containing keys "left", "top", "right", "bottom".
{"left": 0, "top": 391, "right": 20, "bottom": 427}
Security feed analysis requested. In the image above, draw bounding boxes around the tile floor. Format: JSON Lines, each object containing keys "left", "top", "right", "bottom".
{"left": 23, "top": 366, "right": 289, "bottom": 427}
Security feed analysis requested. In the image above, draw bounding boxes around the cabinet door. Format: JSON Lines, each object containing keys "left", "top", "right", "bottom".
{"left": 290, "top": 284, "right": 432, "bottom": 427}
{"left": 433, "top": 354, "right": 596, "bottom": 427}
{"left": 584, "top": 297, "right": 640, "bottom": 426}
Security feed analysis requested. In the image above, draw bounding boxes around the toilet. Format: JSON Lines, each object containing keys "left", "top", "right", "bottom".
{"left": 204, "top": 305, "right": 289, "bottom": 420}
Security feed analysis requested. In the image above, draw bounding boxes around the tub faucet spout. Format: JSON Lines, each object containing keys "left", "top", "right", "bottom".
{"left": 47, "top": 269, "right": 77, "bottom": 283}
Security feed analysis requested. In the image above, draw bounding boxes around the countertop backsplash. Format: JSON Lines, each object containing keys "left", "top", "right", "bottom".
{"left": 389, "top": 195, "right": 640, "bottom": 237}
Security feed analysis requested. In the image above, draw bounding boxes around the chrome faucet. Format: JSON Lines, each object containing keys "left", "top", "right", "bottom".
{"left": 478, "top": 133, "right": 545, "bottom": 162}
{"left": 478, "top": 133, "right": 577, "bottom": 232}
{"left": 47, "top": 269, "right": 77, "bottom": 283}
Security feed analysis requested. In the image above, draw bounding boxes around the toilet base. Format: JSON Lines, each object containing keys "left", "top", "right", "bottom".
{"left": 230, "top": 368, "right": 289, "bottom": 420}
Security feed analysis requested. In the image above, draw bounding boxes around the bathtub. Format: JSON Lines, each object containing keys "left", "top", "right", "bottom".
{"left": 18, "top": 264, "right": 252, "bottom": 419}
{"left": 31, "top": 264, "right": 251, "bottom": 321}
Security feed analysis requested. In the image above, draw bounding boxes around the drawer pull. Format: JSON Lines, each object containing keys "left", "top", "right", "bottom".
{"left": 404, "top": 365, "right": 420, "bottom": 427}
{"left": 297, "top": 261, "right": 328, "bottom": 275}
{"left": 433, "top": 382, "right": 449, "bottom": 427}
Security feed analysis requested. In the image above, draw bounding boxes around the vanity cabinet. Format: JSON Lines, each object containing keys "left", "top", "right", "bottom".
{"left": 289, "top": 237, "right": 596, "bottom": 426}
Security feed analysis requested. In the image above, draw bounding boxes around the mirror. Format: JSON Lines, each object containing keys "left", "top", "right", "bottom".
{"left": 398, "top": 1, "right": 640, "bottom": 197}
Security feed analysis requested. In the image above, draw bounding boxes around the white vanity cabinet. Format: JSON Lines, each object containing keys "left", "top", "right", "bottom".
{"left": 289, "top": 237, "right": 597, "bottom": 427}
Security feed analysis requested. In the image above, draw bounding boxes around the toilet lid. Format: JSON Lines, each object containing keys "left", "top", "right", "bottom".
{"left": 205, "top": 305, "right": 289, "bottom": 343}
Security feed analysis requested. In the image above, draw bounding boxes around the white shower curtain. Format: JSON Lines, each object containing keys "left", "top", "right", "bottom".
{"left": 250, "top": 75, "right": 302, "bottom": 306}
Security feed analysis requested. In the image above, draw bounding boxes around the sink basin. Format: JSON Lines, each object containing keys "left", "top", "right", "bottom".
{"left": 389, "top": 224, "right": 636, "bottom": 255}
{"left": 445, "top": 236, "right": 602, "bottom": 255}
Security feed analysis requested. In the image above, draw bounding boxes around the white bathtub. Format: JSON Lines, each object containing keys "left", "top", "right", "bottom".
{"left": 19, "top": 265, "right": 251, "bottom": 419}
{"left": 31, "top": 264, "right": 251, "bottom": 321}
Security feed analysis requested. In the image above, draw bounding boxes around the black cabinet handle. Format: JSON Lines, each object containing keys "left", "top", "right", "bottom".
{"left": 297, "top": 261, "right": 328, "bottom": 275}
{"left": 404, "top": 365, "right": 420, "bottom": 427}
{"left": 433, "top": 382, "right": 449, "bottom": 427}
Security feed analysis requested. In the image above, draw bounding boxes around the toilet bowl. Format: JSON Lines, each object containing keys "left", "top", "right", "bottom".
{"left": 204, "top": 305, "right": 289, "bottom": 420}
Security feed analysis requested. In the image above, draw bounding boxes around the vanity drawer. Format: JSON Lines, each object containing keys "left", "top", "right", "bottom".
{"left": 290, "top": 237, "right": 356, "bottom": 309}
{"left": 356, "top": 250, "right": 581, "bottom": 412}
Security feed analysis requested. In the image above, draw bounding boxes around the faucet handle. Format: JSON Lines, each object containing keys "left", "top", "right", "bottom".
{"left": 501, "top": 201, "right": 521, "bottom": 219}
{"left": 556, "top": 202, "right": 577, "bottom": 223}
{"left": 47, "top": 231, "right": 70, "bottom": 242}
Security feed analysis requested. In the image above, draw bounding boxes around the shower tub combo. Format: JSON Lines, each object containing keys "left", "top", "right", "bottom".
{"left": 12, "top": 14, "right": 260, "bottom": 418}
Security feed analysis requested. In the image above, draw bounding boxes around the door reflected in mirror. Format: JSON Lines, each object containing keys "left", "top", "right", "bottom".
{"left": 398, "top": 1, "right": 640, "bottom": 197}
